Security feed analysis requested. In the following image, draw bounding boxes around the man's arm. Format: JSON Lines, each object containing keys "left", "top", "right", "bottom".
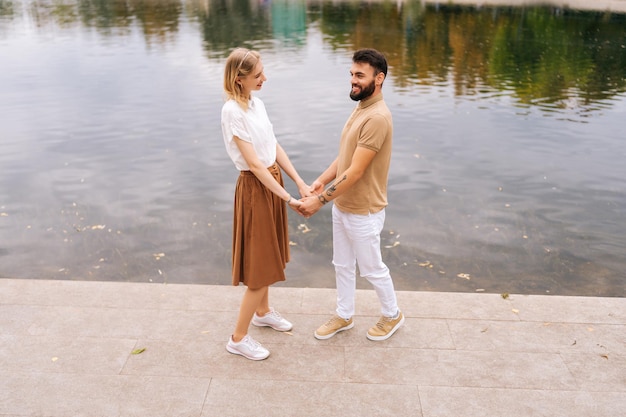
{"left": 310, "top": 158, "right": 339, "bottom": 195}
{"left": 299, "top": 146, "right": 376, "bottom": 216}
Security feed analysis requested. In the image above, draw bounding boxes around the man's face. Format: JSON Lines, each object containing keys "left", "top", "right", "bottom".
{"left": 349, "top": 61, "right": 377, "bottom": 101}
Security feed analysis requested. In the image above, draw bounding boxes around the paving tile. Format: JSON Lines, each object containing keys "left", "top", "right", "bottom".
{"left": 448, "top": 320, "right": 626, "bottom": 354}
{"left": 1, "top": 278, "right": 624, "bottom": 417}
{"left": 0, "top": 373, "right": 209, "bottom": 417}
{"left": 261, "top": 285, "right": 307, "bottom": 313}
{"left": 202, "top": 379, "right": 422, "bottom": 417}
{"left": 0, "top": 304, "right": 43, "bottom": 335}
{"left": 121, "top": 338, "right": 347, "bottom": 382}
{"left": 510, "top": 294, "right": 626, "bottom": 324}
{"left": 344, "top": 347, "right": 578, "bottom": 389}
{"left": 1, "top": 304, "right": 223, "bottom": 340}
{"left": 0, "top": 279, "right": 241, "bottom": 311}
{"left": 397, "top": 291, "right": 520, "bottom": 320}
{"left": 259, "top": 314, "right": 455, "bottom": 350}
{"left": 419, "top": 386, "right": 624, "bottom": 417}
{"left": 300, "top": 287, "right": 340, "bottom": 314}
{"left": 0, "top": 334, "right": 136, "bottom": 375}
{"left": 560, "top": 352, "right": 626, "bottom": 392}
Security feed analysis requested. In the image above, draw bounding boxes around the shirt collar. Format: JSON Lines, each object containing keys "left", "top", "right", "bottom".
{"left": 358, "top": 93, "right": 383, "bottom": 109}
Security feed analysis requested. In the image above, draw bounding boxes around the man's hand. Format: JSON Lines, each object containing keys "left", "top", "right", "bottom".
{"left": 309, "top": 180, "right": 325, "bottom": 195}
{"left": 298, "top": 195, "right": 323, "bottom": 218}
{"left": 298, "top": 183, "right": 313, "bottom": 198}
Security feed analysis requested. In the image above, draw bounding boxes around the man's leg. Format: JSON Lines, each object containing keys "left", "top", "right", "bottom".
{"left": 332, "top": 204, "right": 357, "bottom": 319}
{"left": 349, "top": 209, "right": 399, "bottom": 318}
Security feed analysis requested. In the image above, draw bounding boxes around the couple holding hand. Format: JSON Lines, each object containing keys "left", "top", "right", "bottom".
{"left": 220, "top": 47, "right": 403, "bottom": 361}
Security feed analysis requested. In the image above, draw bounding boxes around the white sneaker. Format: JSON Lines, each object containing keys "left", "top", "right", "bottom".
{"left": 252, "top": 308, "right": 293, "bottom": 331}
{"left": 226, "top": 335, "right": 270, "bottom": 361}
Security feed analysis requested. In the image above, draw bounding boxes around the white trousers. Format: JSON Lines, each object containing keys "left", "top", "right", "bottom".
{"left": 332, "top": 204, "right": 399, "bottom": 319}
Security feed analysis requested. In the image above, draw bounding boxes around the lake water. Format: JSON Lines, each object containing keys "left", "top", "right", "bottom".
{"left": 1, "top": 0, "right": 625, "bottom": 296}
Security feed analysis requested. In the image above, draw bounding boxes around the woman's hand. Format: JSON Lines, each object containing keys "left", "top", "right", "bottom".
{"left": 298, "top": 182, "right": 313, "bottom": 198}
{"left": 287, "top": 197, "right": 303, "bottom": 214}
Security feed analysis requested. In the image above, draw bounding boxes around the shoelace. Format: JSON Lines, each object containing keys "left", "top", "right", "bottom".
{"left": 267, "top": 310, "right": 282, "bottom": 320}
{"left": 243, "top": 335, "right": 261, "bottom": 349}
{"left": 374, "top": 316, "right": 393, "bottom": 330}
{"left": 325, "top": 316, "right": 343, "bottom": 327}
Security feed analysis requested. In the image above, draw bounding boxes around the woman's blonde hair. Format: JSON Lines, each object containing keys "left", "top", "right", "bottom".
{"left": 223, "top": 48, "right": 261, "bottom": 110}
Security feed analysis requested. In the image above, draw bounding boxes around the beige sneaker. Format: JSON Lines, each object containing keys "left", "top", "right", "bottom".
{"left": 367, "top": 311, "right": 405, "bottom": 341}
{"left": 314, "top": 315, "right": 354, "bottom": 340}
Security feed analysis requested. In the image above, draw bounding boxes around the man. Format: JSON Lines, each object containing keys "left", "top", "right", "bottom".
{"left": 299, "top": 48, "right": 403, "bottom": 341}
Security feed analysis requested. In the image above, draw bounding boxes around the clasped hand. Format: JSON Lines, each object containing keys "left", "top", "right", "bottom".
{"left": 287, "top": 180, "right": 325, "bottom": 218}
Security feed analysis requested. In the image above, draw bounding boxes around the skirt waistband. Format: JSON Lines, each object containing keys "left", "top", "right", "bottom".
{"left": 240, "top": 162, "right": 278, "bottom": 176}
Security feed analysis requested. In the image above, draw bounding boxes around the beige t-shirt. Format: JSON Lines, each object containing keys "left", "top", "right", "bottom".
{"left": 334, "top": 94, "right": 393, "bottom": 215}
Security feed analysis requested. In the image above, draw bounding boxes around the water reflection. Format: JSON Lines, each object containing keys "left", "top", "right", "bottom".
{"left": 1, "top": 0, "right": 625, "bottom": 296}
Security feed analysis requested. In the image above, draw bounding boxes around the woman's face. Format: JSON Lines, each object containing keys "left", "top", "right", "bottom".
{"left": 238, "top": 59, "right": 266, "bottom": 97}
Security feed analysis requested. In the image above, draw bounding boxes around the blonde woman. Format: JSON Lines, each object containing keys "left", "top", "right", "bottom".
{"left": 220, "top": 48, "right": 309, "bottom": 360}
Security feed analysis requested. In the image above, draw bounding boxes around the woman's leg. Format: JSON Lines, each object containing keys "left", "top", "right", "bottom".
{"left": 255, "top": 286, "right": 270, "bottom": 317}
{"left": 232, "top": 286, "right": 269, "bottom": 342}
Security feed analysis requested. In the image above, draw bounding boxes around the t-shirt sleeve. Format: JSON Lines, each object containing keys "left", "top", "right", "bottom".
{"left": 357, "top": 114, "right": 388, "bottom": 152}
{"left": 225, "top": 104, "right": 252, "bottom": 143}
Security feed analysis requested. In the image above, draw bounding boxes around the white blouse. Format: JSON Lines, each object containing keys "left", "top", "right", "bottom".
{"left": 221, "top": 96, "right": 277, "bottom": 171}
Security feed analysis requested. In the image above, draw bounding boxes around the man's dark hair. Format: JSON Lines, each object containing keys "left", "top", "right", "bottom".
{"left": 352, "top": 48, "right": 388, "bottom": 77}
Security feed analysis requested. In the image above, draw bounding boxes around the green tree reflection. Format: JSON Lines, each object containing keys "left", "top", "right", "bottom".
{"left": 193, "top": 0, "right": 273, "bottom": 55}
{"left": 10, "top": 0, "right": 626, "bottom": 109}
{"left": 314, "top": 2, "right": 626, "bottom": 109}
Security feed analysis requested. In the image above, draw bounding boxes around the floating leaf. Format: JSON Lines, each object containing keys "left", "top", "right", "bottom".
{"left": 131, "top": 348, "right": 146, "bottom": 355}
{"left": 501, "top": 293, "right": 509, "bottom": 299}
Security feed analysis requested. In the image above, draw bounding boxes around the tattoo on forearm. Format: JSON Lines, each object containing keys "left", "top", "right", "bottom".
{"left": 326, "top": 175, "right": 347, "bottom": 197}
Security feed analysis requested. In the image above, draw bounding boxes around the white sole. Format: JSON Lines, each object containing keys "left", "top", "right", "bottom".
{"left": 366, "top": 315, "right": 405, "bottom": 341}
{"left": 314, "top": 321, "right": 355, "bottom": 340}
{"left": 226, "top": 345, "right": 270, "bottom": 361}
{"left": 251, "top": 320, "right": 293, "bottom": 332}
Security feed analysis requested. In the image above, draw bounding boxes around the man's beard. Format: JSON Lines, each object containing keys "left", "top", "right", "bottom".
{"left": 349, "top": 79, "right": 376, "bottom": 101}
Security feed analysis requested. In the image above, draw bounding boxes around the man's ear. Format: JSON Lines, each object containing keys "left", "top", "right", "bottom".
{"left": 376, "top": 71, "right": 385, "bottom": 86}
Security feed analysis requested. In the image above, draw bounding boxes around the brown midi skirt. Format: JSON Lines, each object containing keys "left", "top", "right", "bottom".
{"left": 232, "top": 163, "right": 290, "bottom": 289}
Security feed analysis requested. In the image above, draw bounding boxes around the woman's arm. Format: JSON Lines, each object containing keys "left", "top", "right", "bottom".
{"left": 276, "top": 143, "right": 311, "bottom": 198}
{"left": 234, "top": 136, "right": 301, "bottom": 207}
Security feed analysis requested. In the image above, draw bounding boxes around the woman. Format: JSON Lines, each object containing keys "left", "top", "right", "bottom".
{"left": 220, "top": 48, "right": 309, "bottom": 360}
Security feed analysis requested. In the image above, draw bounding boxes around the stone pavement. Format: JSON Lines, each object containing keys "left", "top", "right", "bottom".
{"left": 0, "top": 278, "right": 624, "bottom": 417}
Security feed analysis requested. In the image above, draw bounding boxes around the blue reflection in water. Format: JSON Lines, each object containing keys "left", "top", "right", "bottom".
{"left": 0, "top": 0, "right": 624, "bottom": 296}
